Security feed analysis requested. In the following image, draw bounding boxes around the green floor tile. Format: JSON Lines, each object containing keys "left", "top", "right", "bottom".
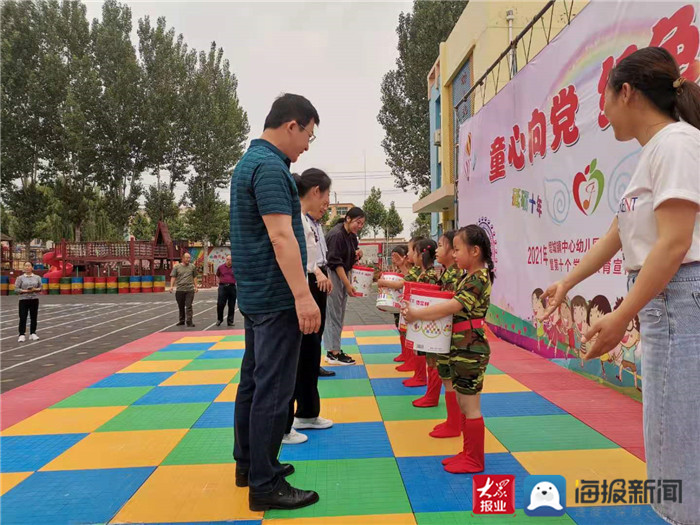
{"left": 266, "top": 458, "right": 411, "bottom": 518}
{"left": 354, "top": 330, "right": 399, "bottom": 337}
{"left": 376, "top": 396, "right": 446, "bottom": 421}
{"left": 485, "top": 414, "right": 619, "bottom": 452}
{"left": 52, "top": 387, "right": 153, "bottom": 408}
{"left": 221, "top": 334, "right": 245, "bottom": 342}
{"left": 318, "top": 379, "right": 374, "bottom": 398}
{"left": 485, "top": 364, "right": 504, "bottom": 375}
{"left": 230, "top": 371, "right": 240, "bottom": 384}
{"left": 361, "top": 353, "right": 400, "bottom": 364}
{"left": 143, "top": 351, "right": 203, "bottom": 361}
{"left": 416, "top": 511, "right": 575, "bottom": 524}
{"left": 182, "top": 358, "right": 242, "bottom": 371}
{"left": 162, "top": 427, "right": 234, "bottom": 465}
{"left": 96, "top": 402, "right": 210, "bottom": 432}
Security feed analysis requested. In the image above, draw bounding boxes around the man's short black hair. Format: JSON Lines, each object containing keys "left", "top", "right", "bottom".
{"left": 264, "top": 93, "right": 320, "bottom": 130}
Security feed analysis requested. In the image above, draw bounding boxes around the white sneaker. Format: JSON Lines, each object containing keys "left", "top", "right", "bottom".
{"left": 294, "top": 416, "right": 333, "bottom": 430}
{"left": 281, "top": 429, "right": 308, "bottom": 445}
{"left": 30, "top": 333, "right": 39, "bottom": 341}
{"left": 17, "top": 335, "right": 25, "bottom": 343}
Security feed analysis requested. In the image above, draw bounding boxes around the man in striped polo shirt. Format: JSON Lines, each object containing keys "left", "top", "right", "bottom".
{"left": 230, "top": 94, "right": 321, "bottom": 511}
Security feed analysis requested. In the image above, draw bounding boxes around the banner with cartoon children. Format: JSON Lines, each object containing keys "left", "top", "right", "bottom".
{"left": 458, "top": 0, "right": 700, "bottom": 396}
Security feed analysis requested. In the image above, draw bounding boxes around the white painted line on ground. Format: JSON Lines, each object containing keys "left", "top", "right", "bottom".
{"left": 0, "top": 302, "right": 173, "bottom": 355}
{"left": 0, "top": 303, "right": 145, "bottom": 342}
{"left": 156, "top": 304, "right": 226, "bottom": 333}
{"left": 0, "top": 303, "right": 90, "bottom": 325}
{"left": 1, "top": 304, "right": 215, "bottom": 372}
{"left": 0, "top": 304, "right": 118, "bottom": 334}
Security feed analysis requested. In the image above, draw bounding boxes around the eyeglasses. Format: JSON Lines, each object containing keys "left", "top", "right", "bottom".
{"left": 298, "top": 123, "right": 316, "bottom": 144}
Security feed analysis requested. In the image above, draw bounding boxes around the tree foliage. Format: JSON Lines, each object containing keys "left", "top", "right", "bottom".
{"left": 378, "top": 1, "right": 465, "bottom": 192}
{"left": 362, "top": 187, "right": 387, "bottom": 239}
{"left": 383, "top": 202, "right": 404, "bottom": 239}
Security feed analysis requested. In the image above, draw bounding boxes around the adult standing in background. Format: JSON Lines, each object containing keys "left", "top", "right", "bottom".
{"left": 230, "top": 93, "right": 321, "bottom": 512}
{"left": 323, "top": 207, "right": 365, "bottom": 365}
{"left": 15, "top": 262, "right": 42, "bottom": 343}
{"left": 170, "top": 252, "right": 198, "bottom": 327}
{"left": 216, "top": 254, "right": 237, "bottom": 326}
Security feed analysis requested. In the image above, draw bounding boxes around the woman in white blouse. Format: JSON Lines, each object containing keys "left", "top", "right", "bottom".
{"left": 283, "top": 169, "right": 335, "bottom": 445}
{"left": 541, "top": 47, "right": 700, "bottom": 525}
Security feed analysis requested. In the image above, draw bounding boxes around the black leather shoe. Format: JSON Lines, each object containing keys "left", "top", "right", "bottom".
{"left": 176, "top": 321, "right": 185, "bottom": 326}
{"left": 249, "top": 479, "right": 319, "bottom": 511}
{"left": 318, "top": 367, "right": 336, "bottom": 377}
{"left": 187, "top": 322, "right": 195, "bottom": 327}
{"left": 216, "top": 320, "right": 223, "bottom": 327}
{"left": 227, "top": 321, "right": 234, "bottom": 326}
{"left": 236, "top": 463, "right": 294, "bottom": 488}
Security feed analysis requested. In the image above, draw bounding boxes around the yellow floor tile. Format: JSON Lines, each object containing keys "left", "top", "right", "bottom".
{"left": 384, "top": 419, "right": 507, "bottom": 457}
{"left": 513, "top": 448, "right": 647, "bottom": 507}
{"left": 215, "top": 383, "right": 239, "bottom": 402}
{"left": 264, "top": 514, "right": 416, "bottom": 525}
{"left": 41, "top": 429, "right": 187, "bottom": 471}
{"left": 481, "top": 374, "right": 531, "bottom": 393}
{"left": 173, "top": 336, "right": 224, "bottom": 344}
{"left": 341, "top": 331, "right": 355, "bottom": 338}
{"left": 118, "top": 360, "right": 191, "bottom": 374}
{"left": 319, "top": 397, "right": 381, "bottom": 423}
{"left": 1, "top": 472, "right": 32, "bottom": 495}
{"left": 112, "top": 464, "right": 262, "bottom": 523}
{"left": 365, "top": 364, "right": 413, "bottom": 379}
{"left": 2, "top": 406, "right": 127, "bottom": 436}
{"left": 356, "top": 336, "right": 400, "bottom": 345}
{"left": 160, "top": 369, "right": 238, "bottom": 386}
{"left": 322, "top": 354, "right": 364, "bottom": 366}
{"left": 210, "top": 341, "right": 245, "bottom": 350}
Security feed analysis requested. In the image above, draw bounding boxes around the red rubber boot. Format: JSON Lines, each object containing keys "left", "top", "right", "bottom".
{"left": 413, "top": 367, "right": 441, "bottom": 407}
{"left": 403, "top": 355, "right": 427, "bottom": 387}
{"left": 444, "top": 416, "right": 485, "bottom": 474}
{"left": 394, "top": 334, "right": 407, "bottom": 362}
{"left": 432, "top": 391, "right": 462, "bottom": 439}
{"left": 396, "top": 335, "right": 415, "bottom": 372}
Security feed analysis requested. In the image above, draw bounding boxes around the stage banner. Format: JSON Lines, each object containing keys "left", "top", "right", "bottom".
{"left": 457, "top": 0, "right": 700, "bottom": 395}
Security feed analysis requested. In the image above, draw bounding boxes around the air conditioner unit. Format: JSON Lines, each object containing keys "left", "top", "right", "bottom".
{"left": 433, "top": 129, "right": 442, "bottom": 146}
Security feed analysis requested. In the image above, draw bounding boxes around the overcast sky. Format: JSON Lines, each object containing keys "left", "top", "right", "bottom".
{"left": 85, "top": 1, "right": 419, "bottom": 237}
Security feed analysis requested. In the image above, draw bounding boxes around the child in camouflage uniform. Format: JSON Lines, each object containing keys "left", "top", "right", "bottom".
{"left": 404, "top": 225, "right": 494, "bottom": 473}
{"left": 403, "top": 239, "right": 440, "bottom": 387}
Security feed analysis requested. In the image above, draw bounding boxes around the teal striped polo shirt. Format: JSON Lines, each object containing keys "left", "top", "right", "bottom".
{"left": 229, "top": 139, "right": 307, "bottom": 314}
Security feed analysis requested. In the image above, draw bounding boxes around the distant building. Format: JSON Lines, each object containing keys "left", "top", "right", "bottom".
{"left": 325, "top": 202, "right": 356, "bottom": 226}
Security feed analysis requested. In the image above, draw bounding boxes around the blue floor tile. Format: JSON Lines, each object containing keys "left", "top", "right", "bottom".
{"left": 196, "top": 350, "right": 245, "bottom": 359}
{"left": 0, "top": 467, "right": 154, "bottom": 524}
{"left": 159, "top": 343, "right": 216, "bottom": 352}
{"left": 279, "top": 422, "right": 393, "bottom": 461}
{"left": 0, "top": 434, "right": 87, "bottom": 473}
{"left": 133, "top": 385, "right": 226, "bottom": 405}
{"left": 360, "top": 344, "right": 401, "bottom": 354}
{"left": 90, "top": 372, "right": 174, "bottom": 388}
{"left": 397, "top": 453, "right": 530, "bottom": 512}
{"left": 318, "top": 365, "right": 368, "bottom": 380}
{"left": 341, "top": 337, "right": 356, "bottom": 345}
{"left": 193, "top": 402, "right": 235, "bottom": 428}
{"left": 480, "top": 392, "right": 567, "bottom": 418}
{"left": 371, "top": 378, "right": 440, "bottom": 397}
{"left": 567, "top": 505, "right": 667, "bottom": 525}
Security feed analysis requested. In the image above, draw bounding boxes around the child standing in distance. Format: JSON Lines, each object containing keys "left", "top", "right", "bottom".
{"left": 393, "top": 237, "right": 426, "bottom": 372}
{"left": 377, "top": 245, "right": 412, "bottom": 362}
{"left": 403, "top": 238, "right": 439, "bottom": 388}
{"left": 413, "top": 232, "right": 460, "bottom": 408}
{"left": 404, "top": 225, "right": 494, "bottom": 473}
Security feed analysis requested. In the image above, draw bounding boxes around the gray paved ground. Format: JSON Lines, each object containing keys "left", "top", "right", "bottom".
{"left": 0, "top": 287, "right": 393, "bottom": 393}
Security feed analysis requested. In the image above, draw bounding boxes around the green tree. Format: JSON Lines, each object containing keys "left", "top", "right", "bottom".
{"left": 411, "top": 187, "right": 432, "bottom": 238}
{"left": 362, "top": 187, "right": 387, "bottom": 238}
{"left": 91, "top": 0, "right": 146, "bottom": 236}
{"left": 144, "top": 182, "right": 181, "bottom": 223}
{"left": 378, "top": 1, "right": 465, "bottom": 192}
{"left": 383, "top": 202, "right": 404, "bottom": 240}
{"left": 130, "top": 212, "right": 154, "bottom": 240}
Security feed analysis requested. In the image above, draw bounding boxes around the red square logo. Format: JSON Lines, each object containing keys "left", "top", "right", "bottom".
{"left": 472, "top": 474, "right": 516, "bottom": 515}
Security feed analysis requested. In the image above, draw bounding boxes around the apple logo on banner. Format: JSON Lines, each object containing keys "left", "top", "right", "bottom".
{"left": 573, "top": 159, "right": 605, "bottom": 216}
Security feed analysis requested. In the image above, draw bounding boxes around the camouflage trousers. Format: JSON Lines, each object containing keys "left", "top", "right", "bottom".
{"left": 436, "top": 344, "right": 490, "bottom": 395}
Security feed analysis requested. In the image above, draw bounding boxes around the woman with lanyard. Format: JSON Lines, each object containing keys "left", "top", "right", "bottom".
{"left": 323, "top": 207, "right": 366, "bottom": 365}
{"left": 283, "top": 169, "right": 336, "bottom": 445}
{"left": 541, "top": 47, "right": 700, "bottom": 525}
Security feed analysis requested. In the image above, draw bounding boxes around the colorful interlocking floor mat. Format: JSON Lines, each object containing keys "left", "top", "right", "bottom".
{"left": 1, "top": 325, "right": 665, "bottom": 524}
